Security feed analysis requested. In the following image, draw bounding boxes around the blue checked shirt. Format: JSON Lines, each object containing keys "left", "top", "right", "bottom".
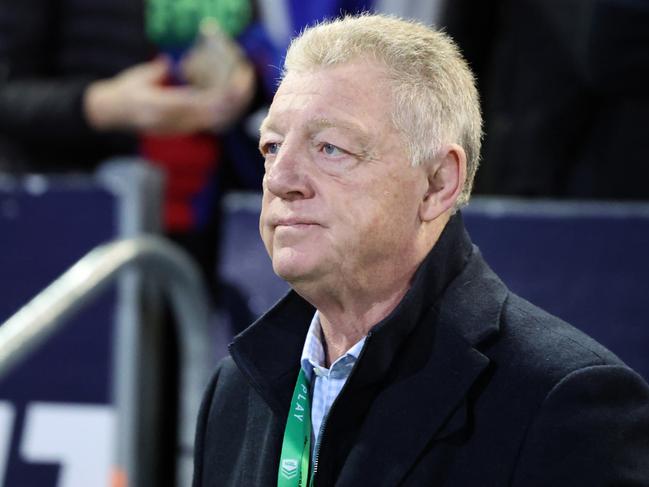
{"left": 300, "top": 311, "right": 366, "bottom": 453}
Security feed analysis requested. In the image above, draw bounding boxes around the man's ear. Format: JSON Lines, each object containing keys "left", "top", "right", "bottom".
{"left": 419, "top": 144, "right": 467, "bottom": 222}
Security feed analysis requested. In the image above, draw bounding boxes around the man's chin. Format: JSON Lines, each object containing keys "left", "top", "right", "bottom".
{"left": 272, "top": 257, "right": 318, "bottom": 286}
{"left": 272, "top": 263, "right": 307, "bottom": 283}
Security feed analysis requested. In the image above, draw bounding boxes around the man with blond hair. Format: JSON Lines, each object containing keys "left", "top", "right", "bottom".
{"left": 193, "top": 14, "right": 649, "bottom": 486}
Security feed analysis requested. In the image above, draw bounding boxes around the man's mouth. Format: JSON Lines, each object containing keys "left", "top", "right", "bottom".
{"left": 273, "top": 218, "right": 319, "bottom": 227}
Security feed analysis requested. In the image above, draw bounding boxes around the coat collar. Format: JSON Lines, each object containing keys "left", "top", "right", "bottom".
{"left": 334, "top": 248, "right": 507, "bottom": 486}
{"left": 229, "top": 213, "right": 508, "bottom": 484}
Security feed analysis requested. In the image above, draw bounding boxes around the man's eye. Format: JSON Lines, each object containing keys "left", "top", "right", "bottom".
{"left": 264, "top": 142, "right": 280, "bottom": 155}
{"left": 322, "top": 143, "right": 343, "bottom": 156}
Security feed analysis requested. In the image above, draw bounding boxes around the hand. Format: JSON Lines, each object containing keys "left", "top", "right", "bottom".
{"left": 84, "top": 56, "right": 254, "bottom": 135}
{"left": 208, "top": 57, "right": 256, "bottom": 132}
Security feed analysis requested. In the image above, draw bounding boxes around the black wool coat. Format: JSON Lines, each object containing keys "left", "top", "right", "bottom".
{"left": 193, "top": 215, "right": 649, "bottom": 486}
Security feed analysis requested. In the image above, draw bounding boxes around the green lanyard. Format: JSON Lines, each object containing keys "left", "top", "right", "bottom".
{"left": 278, "top": 368, "right": 312, "bottom": 487}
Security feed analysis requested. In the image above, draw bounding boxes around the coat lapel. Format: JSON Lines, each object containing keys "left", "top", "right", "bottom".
{"left": 336, "top": 252, "right": 507, "bottom": 486}
{"left": 336, "top": 321, "right": 492, "bottom": 485}
{"left": 229, "top": 289, "right": 315, "bottom": 416}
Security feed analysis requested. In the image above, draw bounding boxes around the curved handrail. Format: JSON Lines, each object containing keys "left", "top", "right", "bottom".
{"left": 0, "top": 236, "right": 213, "bottom": 486}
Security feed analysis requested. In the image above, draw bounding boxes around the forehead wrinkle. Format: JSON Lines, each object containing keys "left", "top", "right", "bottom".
{"left": 305, "top": 117, "right": 372, "bottom": 147}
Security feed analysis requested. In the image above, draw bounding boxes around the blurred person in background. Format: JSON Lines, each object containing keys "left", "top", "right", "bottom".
{"left": 0, "top": 0, "right": 266, "bottom": 298}
{"left": 443, "top": 0, "right": 649, "bottom": 199}
{"left": 0, "top": 1, "right": 267, "bottom": 485}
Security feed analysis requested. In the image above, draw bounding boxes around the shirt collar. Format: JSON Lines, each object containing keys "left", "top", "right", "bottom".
{"left": 300, "top": 311, "right": 366, "bottom": 381}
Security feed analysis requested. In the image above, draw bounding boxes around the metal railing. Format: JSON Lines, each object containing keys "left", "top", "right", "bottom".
{"left": 0, "top": 235, "right": 213, "bottom": 487}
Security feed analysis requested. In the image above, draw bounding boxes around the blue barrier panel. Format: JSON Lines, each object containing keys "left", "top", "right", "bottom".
{"left": 0, "top": 176, "right": 117, "bottom": 487}
{"left": 219, "top": 193, "right": 649, "bottom": 381}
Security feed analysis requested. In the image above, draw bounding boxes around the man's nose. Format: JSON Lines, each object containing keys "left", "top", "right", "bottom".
{"left": 264, "top": 143, "right": 315, "bottom": 200}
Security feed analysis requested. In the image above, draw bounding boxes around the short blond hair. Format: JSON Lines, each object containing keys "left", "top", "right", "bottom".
{"left": 283, "top": 14, "right": 482, "bottom": 207}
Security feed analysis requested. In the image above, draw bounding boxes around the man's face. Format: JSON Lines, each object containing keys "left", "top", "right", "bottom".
{"left": 259, "top": 61, "right": 429, "bottom": 292}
